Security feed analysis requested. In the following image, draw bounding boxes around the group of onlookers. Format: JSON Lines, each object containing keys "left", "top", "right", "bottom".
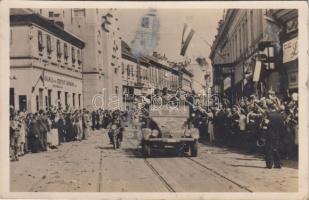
{"left": 9, "top": 106, "right": 92, "bottom": 161}
{"left": 191, "top": 91, "right": 298, "bottom": 162}
{"left": 9, "top": 105, "right": 130, "bottom": 161}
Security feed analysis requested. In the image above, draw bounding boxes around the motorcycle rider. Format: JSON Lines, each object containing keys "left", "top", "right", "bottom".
{"left": 108, "top": 110, "right": 125, "bottom": 144}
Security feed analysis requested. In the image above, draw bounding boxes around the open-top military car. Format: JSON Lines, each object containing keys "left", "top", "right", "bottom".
{"left": 140, "top": 106, "right": 199, "bottom": 157}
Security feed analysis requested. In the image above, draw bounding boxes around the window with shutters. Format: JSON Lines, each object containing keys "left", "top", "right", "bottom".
{"left": 38, "top": 31, "right": 44, "bottom": 51}
{"left": 121, "top": 63, "right": 125, "bottom": 75}
{"left": 64, "top": 43, "right": 68, "bottom": 60}
{"left": 131, "top": 65, "right": 134, "bottom": 76}
{"left": 49, "top": 11, "right": 54, "bottom": 17}
{"left": 77, "top": 49, "right": 82, "bottom": 64}
{"left": 47, "top": 35, "right": 52, "bottom": 54}
{"left": 56, "top": 40, "right": 62, "bottom": 58}
{"left": 127, "top": 64, "right": 130, "bottom": 77}
{"left": 71, "top": 47, "right": 76, "bottom": 63}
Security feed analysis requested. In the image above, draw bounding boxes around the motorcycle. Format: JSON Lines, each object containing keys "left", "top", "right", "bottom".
{"left": 108, "top": 120, "right": 122, "bottom": 149}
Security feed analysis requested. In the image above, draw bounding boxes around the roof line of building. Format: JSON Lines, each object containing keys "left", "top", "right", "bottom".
{"left": 10, "top": 13, "right": 85, "bottom": 49}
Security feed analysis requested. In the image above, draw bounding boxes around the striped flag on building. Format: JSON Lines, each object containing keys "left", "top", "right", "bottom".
{"left": 180, "top": 23, "right": 195, "bottom": 56}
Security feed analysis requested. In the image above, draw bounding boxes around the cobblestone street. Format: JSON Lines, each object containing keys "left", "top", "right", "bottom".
{"left": 10, "top": 128, "right": 298, "bottom": 192}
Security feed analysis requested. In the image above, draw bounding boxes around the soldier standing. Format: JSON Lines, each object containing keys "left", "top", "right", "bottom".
{"left": 10, "top": 114, "right": 21, "bottom": 161}
{"left": 265, "top": 103, "right": 286, "bottom": 169}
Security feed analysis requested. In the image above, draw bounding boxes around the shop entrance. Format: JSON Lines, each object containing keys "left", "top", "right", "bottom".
{"left": 10, "top": 88, "right": 15, "bottom": 108}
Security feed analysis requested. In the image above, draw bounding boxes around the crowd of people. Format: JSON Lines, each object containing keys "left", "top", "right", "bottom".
{"left": 10, "top": 88, "right": 298, "bottom": 168}
{"left": 191, "top": 90, "right": 298, "bottom": 164}
{"left": 9, "top": 105, "right": 129, "bottom": 161}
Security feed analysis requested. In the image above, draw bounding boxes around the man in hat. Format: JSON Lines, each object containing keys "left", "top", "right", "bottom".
{"left": 38, "top": 110, "right": 49, "bottom": 151}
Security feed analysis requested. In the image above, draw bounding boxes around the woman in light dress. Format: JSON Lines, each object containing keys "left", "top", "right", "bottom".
{"left": 47, "top": 113, "right": 59, "bottom": 149}
{"left": 206, "top": 109, "right": 215, "bottom": 145}
{"left": 18, "top": 114, "right": 27, "bottom": 156}
{"left": 82, "top": 110, "right": 91, "bottom": 139}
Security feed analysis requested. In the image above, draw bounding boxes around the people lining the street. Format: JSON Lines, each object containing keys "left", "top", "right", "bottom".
{"left": 10, "top": 87, "right": 298, "bottom": 169}
{"left": 139, "top": 87, "right": 298, "bottom": 167}
{"left": 9, "top": 105, "right": 127, "bottom": 162}
{"left": 188, "top": 90, "right": 298, "bottom": 167}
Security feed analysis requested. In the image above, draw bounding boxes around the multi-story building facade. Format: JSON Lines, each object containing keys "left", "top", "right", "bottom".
{"left": 33, "top": 8, "right": 123, "bottom": 110}
{"left": 210, "top": 9, "right": 264, "bottom": 100}
{"left": 210, "top": 9, "right": 298, "bottom": 102}
{"left": 121, "top": 41, "right": 139, "bottom": 100}
{"left": 121, "top": 42, "right": 192, "bottom": 101}
{"left": 10, "top": 9, "right": 85, "bottom": 112}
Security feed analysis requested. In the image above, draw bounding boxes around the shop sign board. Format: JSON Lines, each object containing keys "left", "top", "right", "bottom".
{"left": 283, "top": 37, "right": 298, "bottom": 63}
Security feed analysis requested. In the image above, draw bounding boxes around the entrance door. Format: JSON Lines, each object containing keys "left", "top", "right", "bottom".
{"left": 65, "top": 92, "right": 68, "bottom": 108}
{"left": 19, "top": 95, "right": 27, "bottom": 112}
{"left": 48, "top": 90, "right": 52, "bottom": 107}
{"left": 39, "top": 88, "right": 44, "bottom": 110}
{"left": 10, "top": 88, "right": 15, "bottom": 108}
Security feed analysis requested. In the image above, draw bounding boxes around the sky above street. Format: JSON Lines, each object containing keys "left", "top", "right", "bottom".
{"left": 117, "top": 9, "right": 223, "bottom": 63}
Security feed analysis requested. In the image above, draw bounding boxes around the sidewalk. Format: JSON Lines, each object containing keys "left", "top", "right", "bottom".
{"left": 195, "top": 142, "right": 298, "bottom": 192}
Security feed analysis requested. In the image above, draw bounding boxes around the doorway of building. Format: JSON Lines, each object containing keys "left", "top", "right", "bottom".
{"left": 19, "top": 95, "right": 27, "bottom": 112}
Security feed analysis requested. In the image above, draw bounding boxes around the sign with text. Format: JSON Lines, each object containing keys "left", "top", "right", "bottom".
{"left": 44, "top": 75, "right": 77, "bottom": 89}
{"left": 283, "top": 37, "right": 298, "bottom": 63}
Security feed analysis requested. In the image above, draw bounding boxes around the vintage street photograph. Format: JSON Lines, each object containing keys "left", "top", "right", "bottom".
{"left": 2, "top": 1, "right": 307, "bottom": 197}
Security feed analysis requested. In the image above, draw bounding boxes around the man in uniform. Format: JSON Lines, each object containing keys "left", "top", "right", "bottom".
{"left": 10, "top": 113, "right": 21, "bottom": 161}
{"left": 265, "top": 103, "right": 286, "bottom": 169}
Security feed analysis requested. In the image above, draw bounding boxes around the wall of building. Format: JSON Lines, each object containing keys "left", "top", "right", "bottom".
{"left": 210, "top": 9, "right": 276, "bottom": 99}
{"left": 10, "top": 19, "right": 84, "bottom": 112}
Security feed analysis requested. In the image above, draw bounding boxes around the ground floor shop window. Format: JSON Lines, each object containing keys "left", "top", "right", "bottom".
{"left": 36, "top": 95, "right": 39, "bottom": 111}
{"left": 57, "top": 91, "right": 61, "bottom": 107}
{"left": 45, "top": 96, "right": 48, "bottom": 108}
{"left": 65, "top": 92, "right": 68, "bottom": 107}
{"left": 72, "top": 93, "right": 76, "bottom": 107}
{"left": 39, "top": 88, "right": 43, "bottom": 110}
{"left": 48, "top": 90, "right": 52, "bottom": 107}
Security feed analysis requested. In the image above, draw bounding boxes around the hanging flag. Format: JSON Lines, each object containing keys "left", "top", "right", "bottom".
{"left": 180, "top": 23, "right": 195, "bottom": 56}
{"left": 253, "top": 60, "right": 262, "bottom": 82}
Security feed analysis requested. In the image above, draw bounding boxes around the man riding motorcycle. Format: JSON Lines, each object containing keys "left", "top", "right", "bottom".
{"left": 108, "top": 110, "right": 125, "bottom": 146}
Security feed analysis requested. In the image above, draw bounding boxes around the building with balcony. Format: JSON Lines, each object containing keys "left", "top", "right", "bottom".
{"left": 10, "top": 9, "right": 85, "bottom": 112}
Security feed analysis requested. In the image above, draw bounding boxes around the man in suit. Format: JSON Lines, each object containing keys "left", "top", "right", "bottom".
{"left": 265, "top": 103, "right": 286, "bottom": 169}
{"left": 37, "top": 110, "right": 48, "bottom": 151}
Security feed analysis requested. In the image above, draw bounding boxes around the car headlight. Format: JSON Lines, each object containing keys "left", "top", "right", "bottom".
{"left": 151, "top": 130, "right": 159, "bottom": 137}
